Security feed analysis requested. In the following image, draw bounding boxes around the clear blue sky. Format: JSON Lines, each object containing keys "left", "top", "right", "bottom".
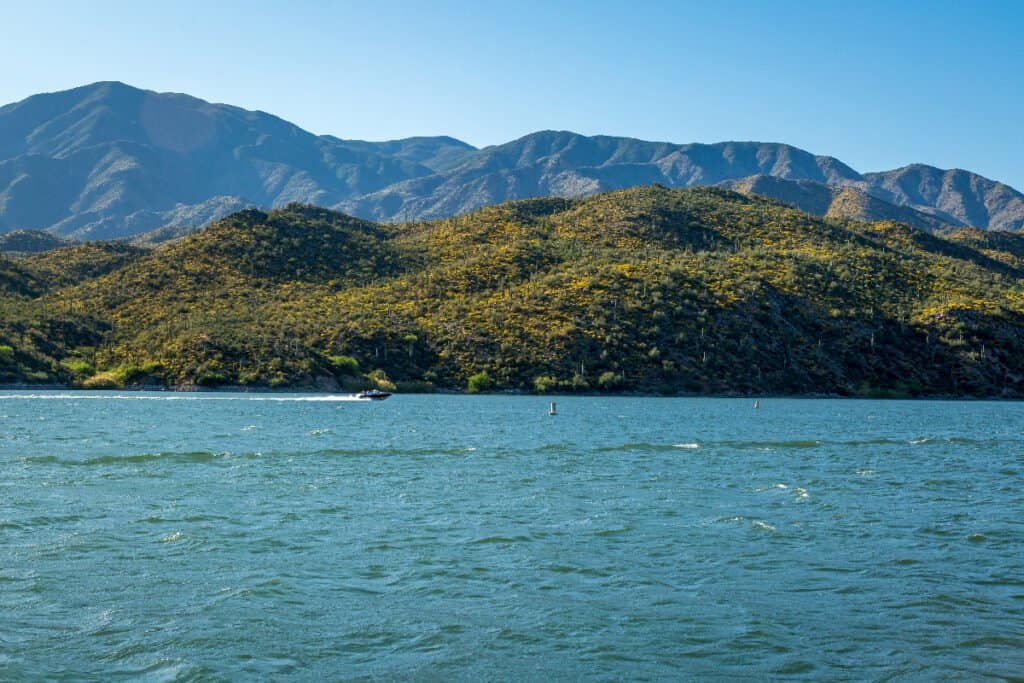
{"left": 3, "top": 1, "right": 1022, "bottom": 189}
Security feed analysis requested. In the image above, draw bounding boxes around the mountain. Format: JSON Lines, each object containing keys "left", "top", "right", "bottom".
{"left": 335, "top": 132, "right": 864, "bottom": 222}
{"left": 337, "top": 131, "right": 1024, "bottom": 231}
{"left": 2, "top": 187, "right": 1022, "bottom": 396}
{"left": 0, "top": 82, "right": 476, "bottom": 239}
{"left": 719, "top": 176, "right": 957, "bottom": 232}
{"left": 1, "top": 82, "right": 1022, "bottom": 239}
{"left": 329, "top": 135, "right": 477, "bottom": 173}
{"left": 859, "top": 165, "right": 1024, "bottom": 232}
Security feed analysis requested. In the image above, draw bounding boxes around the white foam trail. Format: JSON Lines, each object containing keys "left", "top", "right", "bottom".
{"left": 0, "top": 393, "right": 369, "bottom": 402}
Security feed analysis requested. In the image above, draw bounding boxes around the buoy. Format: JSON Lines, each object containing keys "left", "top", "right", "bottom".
{"left": 549, "top": 402, "right": 557, "bottom": 416}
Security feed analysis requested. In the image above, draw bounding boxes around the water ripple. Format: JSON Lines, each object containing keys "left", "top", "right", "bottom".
{"left": 1, "top": 393, "right": 1021, "bottom": 680}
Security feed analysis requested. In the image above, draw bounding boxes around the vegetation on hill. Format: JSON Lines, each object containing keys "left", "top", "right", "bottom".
{"left": 1, "top": 187, "right": 1022, "bottom": 396}
{"left": 0, "top": 229, "right": 68, "bottom": 254}
{"left": 943, "top": 228, "right": 1024, "bottom": 271}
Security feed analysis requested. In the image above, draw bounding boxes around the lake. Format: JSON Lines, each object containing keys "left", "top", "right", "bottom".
{"left": 1, "top": 392, "right": 1022, "bottom": 680}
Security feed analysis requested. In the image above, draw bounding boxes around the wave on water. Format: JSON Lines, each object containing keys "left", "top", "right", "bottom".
{"left": 706, "top": 437, "right": 1009, "bottom": 451}
{"left": 755, "top": 483, "right": 810, "bottom": 501}
{"left": 714, "top": 515, "right": 777, "bottom": 532}
{"left": 594, "top": 442, "right": 701, "bottom": 453}
{"left": 585, "top": 439, "right": 849, "bottom": 454}
{"left": 22, "top": 445, "right": 485, "bottom": 466}
{"left": 591, "top": 437, "right": 997, "bottom": 454}
{"left": 316, "top": 446, "right": 478, "bottom": 458}
{"left": 909, "top": 436, "right": 995, "bottom": 446}
{"left": 23, "top": 451, "right": 245, "bottom": 466}
{"left": 718, "top": 440, "right": 821, "bottom": 450}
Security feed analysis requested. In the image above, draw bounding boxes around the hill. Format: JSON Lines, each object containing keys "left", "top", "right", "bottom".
{"left": 0, "top": 229, "right": 68, "bottom": 254}
{"left": 1, "top": 83, "right": 1022, "bottom": 241}
{"left": 1, "top": 186, "right": 1022, "bottom": 396}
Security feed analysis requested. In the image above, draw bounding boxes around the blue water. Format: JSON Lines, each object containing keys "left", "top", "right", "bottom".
{"left": 1, "top": 392, "right": 1022, "bottom": 680}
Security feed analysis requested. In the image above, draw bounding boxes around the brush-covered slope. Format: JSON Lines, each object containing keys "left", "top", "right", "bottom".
{"left": 0, "top": 242, "right": 134, "bottom": 381}
{"left": 0, "top": 229, "right": 68, "bottom": 254}
{"left": 943, "top": 228, "right": 1024, "bottom": 271}
{"left": 1, "top": 186, "right": 1023, "bottom": 396}
{"left": 22, "top": 242, "right": 148, "bottom": 290}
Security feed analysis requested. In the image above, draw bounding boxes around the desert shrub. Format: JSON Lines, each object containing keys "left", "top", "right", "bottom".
{"left": 82, "top": 370, "right": 126, "bottom": 389}
{"left": 533, "top": 375, "right": 558, "bottom": 393}
{"left": 467, "top": 370, "right": 493, "bottom": 394}
{"left": 328, "top": 355, "right": 360, "bottom": 375}
{"left": 366, "top": 368, "right": 396, "bottom": 392}
{"left": 60, "top": 359, "right": 94, "bottom": 376}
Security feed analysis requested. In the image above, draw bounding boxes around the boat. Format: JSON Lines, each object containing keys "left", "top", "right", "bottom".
{"left": 356, "top": 389, "right": 392, "bottom": 401}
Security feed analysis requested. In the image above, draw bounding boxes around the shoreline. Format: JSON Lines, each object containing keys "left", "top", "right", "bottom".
{"left": 0, "top": 382, "right": 1019, "bottom": 401}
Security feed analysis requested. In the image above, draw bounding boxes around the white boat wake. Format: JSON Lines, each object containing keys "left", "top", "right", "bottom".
{"left": 0, "top": 393, "right": 371, "bottom": 402}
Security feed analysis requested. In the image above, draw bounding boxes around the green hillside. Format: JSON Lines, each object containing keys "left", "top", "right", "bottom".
{"left": 2, "top": 186, "right": 1023, "bottom": 396}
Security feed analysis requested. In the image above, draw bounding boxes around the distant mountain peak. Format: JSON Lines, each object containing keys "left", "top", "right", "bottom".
{"left": 0, "top": 83, "right": 1022, "bottom": 239}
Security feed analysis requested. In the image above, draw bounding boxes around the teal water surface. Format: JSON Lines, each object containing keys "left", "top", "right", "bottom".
{"left": 1, "top": 392, "right": 1022, "bottom": 680}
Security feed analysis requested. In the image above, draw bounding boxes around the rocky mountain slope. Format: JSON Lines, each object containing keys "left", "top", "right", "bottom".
{"left": 1, "top": 82, "right": 1022, "bottom": 240}
{"left": 719, "top": 176, "right": 956, "bottom": 232}
{"left": 0, "top": 82, "right": 475, "bottom": 239}
{"left": 339, "top": 132, "right": 1024, "bottom": 231}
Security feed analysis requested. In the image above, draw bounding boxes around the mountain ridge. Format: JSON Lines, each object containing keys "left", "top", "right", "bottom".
{"left": 0, "top": 82, "right": 475, "bottom": 239}
{"left": 1, "top": 82, "right": 1022, "bottom": 239}
{"left": 718, "top": 175, "right": 957, "bottom": 232}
